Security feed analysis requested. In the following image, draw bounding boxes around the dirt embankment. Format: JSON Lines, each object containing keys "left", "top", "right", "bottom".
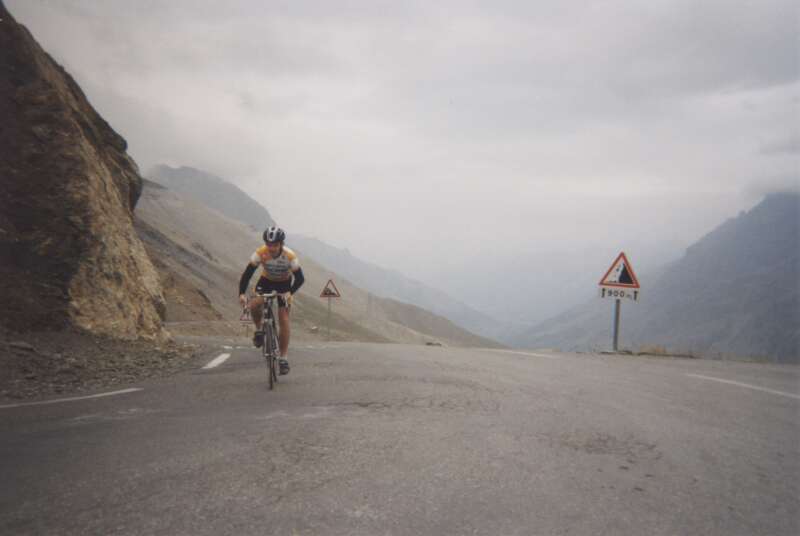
{"left": 0, "top": 328, "right": 210, "bottom": 401}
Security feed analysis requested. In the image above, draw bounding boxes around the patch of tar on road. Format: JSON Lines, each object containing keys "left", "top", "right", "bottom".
{"left": 255, "top": 410, "right": 292, "bottom": 421}
{"left": 569, "top": 433, "right": 667, "bottom": 498}
{"left": 256, "top": 405, "right": 363, "bottom": 422}
{"left": 256, "top": 407, "right": 344, "bottom": 421}
{"left": 255, "top": 395, "right": 501, "bottom": 421}
{"left": 556, "top": 431, "right": 662, "bottom": 464}
{"left": 65, "top": 407, "right": 161, "bottom": 426}
{"left": 342, "top": 373, "right": 505, "bottom": 395}
{"left": 308, "top": 360, "right": 337, "bottom": 368}
{"left": 325, "top": 396, "right": 501, "bottom": 414}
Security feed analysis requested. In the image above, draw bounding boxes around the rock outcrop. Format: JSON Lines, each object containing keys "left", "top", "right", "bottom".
{"left": 0, "top": 3, "right": 166, "bottom": 339}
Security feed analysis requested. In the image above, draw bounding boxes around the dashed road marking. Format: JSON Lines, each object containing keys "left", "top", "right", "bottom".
{"left": 687, "top": 374, "right": 800, "bottom": 400}
{"left": 488, "top": 349, "right": 560, "bottom": 359}
{"left": 203, "top": 353, "right": 232, "bottom": 369}
{"left": 0, "top": 388, "right": 143, "bottom": 410}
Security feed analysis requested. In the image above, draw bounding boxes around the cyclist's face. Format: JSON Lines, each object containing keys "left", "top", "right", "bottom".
{"left": 266, "top": 241, "right": 282, "bottom": 257}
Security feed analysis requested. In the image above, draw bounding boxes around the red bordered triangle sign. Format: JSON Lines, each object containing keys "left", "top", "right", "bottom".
{"left": 599, "top": 252, "right": 640, "bottom": 289}
{"left": 320, "top": 279, "right": 341, "bottom": 298}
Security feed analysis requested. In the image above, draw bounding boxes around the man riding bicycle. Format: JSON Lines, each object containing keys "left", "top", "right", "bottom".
{"left": 239, "top": 226, "right": 305, "bottom": 375}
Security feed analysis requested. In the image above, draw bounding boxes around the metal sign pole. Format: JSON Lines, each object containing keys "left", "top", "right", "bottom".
{"left": 327, "top": 297, "right": 331, "bottom": 341}
{"left": 599, "top": 252, "right": 639, "bottom": 353}
{"left": 613, "top": 298, "right": 621, "bottom": 351}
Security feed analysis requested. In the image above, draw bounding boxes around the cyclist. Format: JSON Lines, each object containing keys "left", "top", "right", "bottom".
{"left": 239, "top": 226, "right": 305, "bottom": 375}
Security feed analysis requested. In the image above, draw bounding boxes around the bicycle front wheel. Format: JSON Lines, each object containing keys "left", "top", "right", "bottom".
{"left": 263, "top": 323, "right": 275, "bottom": 390}
{"left": 270, "top": 318, "right": 279, "bottom": 384}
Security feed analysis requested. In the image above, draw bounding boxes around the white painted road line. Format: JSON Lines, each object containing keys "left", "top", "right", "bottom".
{"left": 488, "top": 349, "right": 560, "bottom": 359}
{"left": 0, "top": 388, "right": 143, "bottom": 410}
{"left": 687, "top": 374, "right": 800, "bottom": 401}
{"left": 203, "top": 353, "right": 232, "bottom": 369}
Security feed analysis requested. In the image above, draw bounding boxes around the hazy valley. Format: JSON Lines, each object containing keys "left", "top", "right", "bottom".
{"left": 139, "top": 169, "right": 503, "bottom": 349}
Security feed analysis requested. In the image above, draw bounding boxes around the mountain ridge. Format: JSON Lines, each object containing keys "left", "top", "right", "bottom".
{"left": 147, "top": 164, "right": 275, "bottom": 231}
{"left": 513, "top": 192, "right": 799, "bottom": 362}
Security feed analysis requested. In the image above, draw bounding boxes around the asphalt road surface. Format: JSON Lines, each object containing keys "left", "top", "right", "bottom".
{"left": 1, "top": 341, "right": 798, "bottom": 535}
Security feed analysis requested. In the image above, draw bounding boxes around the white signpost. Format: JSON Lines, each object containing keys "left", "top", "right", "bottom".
{"left": 598, "top": 252, "right": 641, "bottom": 351}
{"left": 319, "top": 279, "right": 341, "bottom": 340}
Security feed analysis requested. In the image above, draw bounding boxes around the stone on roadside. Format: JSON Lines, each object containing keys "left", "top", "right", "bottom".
{"left": 10, "top": 341, "right": 35, "bottom": 352}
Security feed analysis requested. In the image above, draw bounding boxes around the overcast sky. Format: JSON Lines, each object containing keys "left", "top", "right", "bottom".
{"left": 7, "top": 0, "right": 799, "bottom": 307}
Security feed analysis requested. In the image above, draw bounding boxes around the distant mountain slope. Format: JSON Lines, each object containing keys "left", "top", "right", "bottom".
{"left": 147, "top": 165, "right": 275, "bottom": 231}
{"left": 513, "top": 193, "right": 800, "bottom": 362}
{"left": 135, "top": 180, "right": 390, "bottom": 342}
{"left": 135, "top": 180, "right": 503, "bottom": 348}
{"left": 146, "top": 163, "right": 509, "bottom": 343}
{"left": 136, "top": 214, "right": 388, "bottom": 343}
{"left": 289, "top": 234, "right": 511, "bottom": 340}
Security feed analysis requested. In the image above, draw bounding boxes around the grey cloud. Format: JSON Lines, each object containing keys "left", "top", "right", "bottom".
{"left": 5, "top": 0, "right": 797, "bottom": 306}
{"left": 293, "top": 0, "right": 799, "bottom": 146}
{"left": 744, "top": 175, "right": 800, "bottom": 196}
{"left": 760, "top": 136, "right": 800, "bottom": 155}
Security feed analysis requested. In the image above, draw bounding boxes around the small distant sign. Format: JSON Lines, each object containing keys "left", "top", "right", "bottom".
{"left": 320, "top": 279, "right": 341, "bottom": 298}
{"left": 599, "top": 252, "right": 640, "bottom": 301}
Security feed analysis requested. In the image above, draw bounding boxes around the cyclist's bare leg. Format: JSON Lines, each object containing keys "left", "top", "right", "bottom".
{"left": 250, "top": 296, "right": 264, "bottom": 330}
{"left": 278, "top": 307, "right": 290, "bottom": 357}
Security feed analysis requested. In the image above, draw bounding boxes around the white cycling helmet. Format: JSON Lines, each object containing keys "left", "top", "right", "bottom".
{"left": 263, "top": 226, "right": 286, "bottom": 243}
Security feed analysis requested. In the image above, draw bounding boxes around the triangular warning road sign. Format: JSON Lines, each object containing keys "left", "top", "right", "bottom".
{"left": 599, "top": 252, "right": 640, "bottom": 289}
{"left": 320, "top": 279, "right": 341, "bottom": 298}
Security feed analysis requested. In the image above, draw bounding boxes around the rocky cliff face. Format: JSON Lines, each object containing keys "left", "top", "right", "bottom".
{"left": 0, "top": 3, "right": 166, "bottom": 339}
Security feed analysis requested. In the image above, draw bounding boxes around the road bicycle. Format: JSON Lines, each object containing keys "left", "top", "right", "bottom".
{"left": 248, "top": 292, "right": 281, "bottom": 390}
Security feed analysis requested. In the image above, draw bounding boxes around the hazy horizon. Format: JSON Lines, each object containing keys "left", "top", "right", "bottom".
{"left": 7, "top": 0, "right": 798, "bottom": 319}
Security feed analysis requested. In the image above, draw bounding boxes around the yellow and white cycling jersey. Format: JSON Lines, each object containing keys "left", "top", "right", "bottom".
{"left": 249, "top": 245, "right": 300, "bottom": 282}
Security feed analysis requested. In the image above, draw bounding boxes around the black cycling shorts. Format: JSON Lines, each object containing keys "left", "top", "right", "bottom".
{"left": 255, "top": 277, "right": 291, "bottom": 308}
